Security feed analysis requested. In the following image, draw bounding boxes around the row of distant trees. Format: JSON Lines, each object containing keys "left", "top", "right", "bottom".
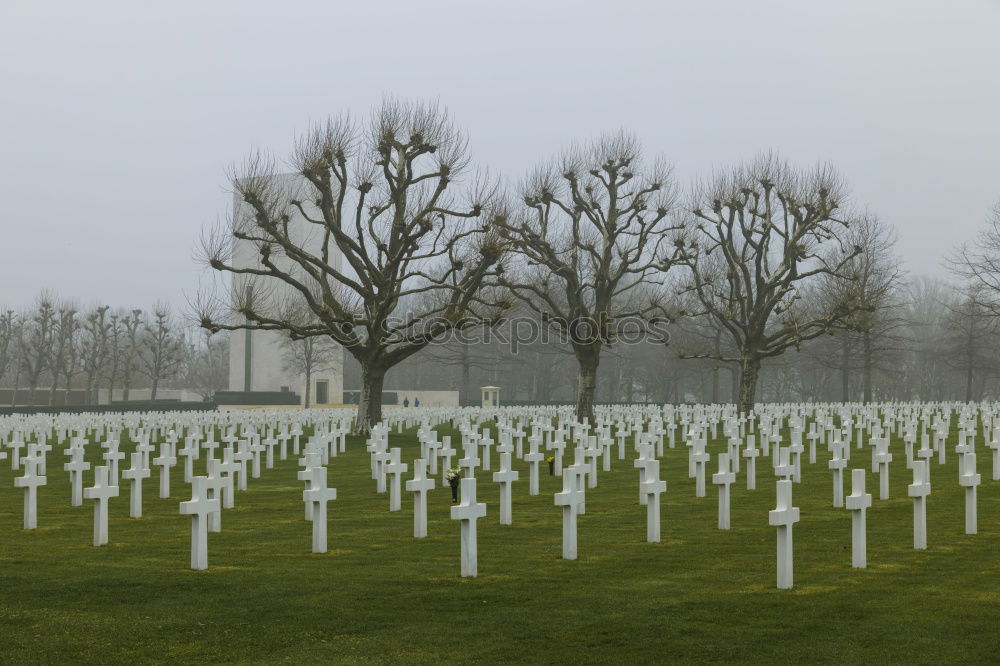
{"left": 0, "top": 295, "right": 228, "bottom": 406}
{"left": 195, "top": 99, "right": 998, "bottom": 432}
{"left": 370, "top": 274, "right": 1000, "bottom": 406}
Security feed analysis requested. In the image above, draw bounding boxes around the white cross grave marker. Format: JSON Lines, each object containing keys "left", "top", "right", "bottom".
{"left": 450, "top": 477, "right": 487, "bottom": 577}
{"left": 84, "top": 465, "right": 119, "bottom": 546}
{"left": 768, "top": 479, "right": 800, "bottom": 590}
{"left": 845, "top": 468, "right": 872, "bottom": 569}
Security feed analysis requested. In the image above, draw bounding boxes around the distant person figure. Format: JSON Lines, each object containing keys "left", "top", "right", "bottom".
{"left": 414, "top": 398, "right": 420, "bottom": 407}
{"left": 403, "top": 398, "right": 410, "bottom": 408}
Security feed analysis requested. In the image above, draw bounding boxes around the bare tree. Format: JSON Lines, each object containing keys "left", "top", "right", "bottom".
{"left": 279, "top": 333, "right": 338, "bottom": 407}
{"left": 198, "top": 100, "right": 505, "bottom": 434}
{"left": 79, "top": 305, "right": 112, "bottom": 404}
{"left": 495, "top": 132, "right": 679, "bottom": 423}
{"left": 137, "top": 305, "right": 183, "bottom": 400}
{"left": 950, "top": 199, "right": 1000, "bottom": 315}
{"left": 0, "top": 310, "right": 16, "bottom": 387}
{"left": 120, "top": 308, "right": 143, "bottom": 401}
{"left": 46, "top": 303, "right": 78, "bottom": 405}
{"left": 18, "top": 295, "right": 56, "bottom": 406}
{"left": 939, "top": 285, "right": 999, "bottom": 401}
{"left": 185, "top": 330, "right": 229, "bottom": 401}
{"left": 811, "top": 215, "right": 906, "bottom": 403}
{"left": 674, "top": 154, "right": 863, "bottom": 414}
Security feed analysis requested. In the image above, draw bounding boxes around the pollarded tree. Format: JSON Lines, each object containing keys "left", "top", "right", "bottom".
{"left": 18, "top": 295, "right": 56, "bottom": 405}
{"left": 198, "top": 100, "right": 506, "bottom": 434}
{"left": 46, "top": 303, "right": 78, "bottom": 406}
{"left": 674, "top": 154, "right": 864, "bottom": 414}
{"left": 119, "top": 308, "right": 143, "bottom": 400}
{"left": 0, "top": 310, "right": 16, "bottom": 388}
{"left": 79, "top": 305, "right": 112, "bottom": 404}
{"left": 137, "top": 305, "right": 184, "bottom": 400}
{"left": 495, "top": 132, "right": 679, "bottom": 424}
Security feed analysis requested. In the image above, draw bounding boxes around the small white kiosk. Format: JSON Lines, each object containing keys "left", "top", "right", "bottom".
{"left": 481, "top": 386, "right": 501, "bottom": 408}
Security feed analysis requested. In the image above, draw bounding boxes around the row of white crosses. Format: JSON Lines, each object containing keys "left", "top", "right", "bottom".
{"left": 391, "top": 402, "right": 996, "bottom": 579}
{"left": 4, "top": 410, "right": 358, "bottom": 570}
{"left": 6, "top": 401, "right": 998, "bottom": 583}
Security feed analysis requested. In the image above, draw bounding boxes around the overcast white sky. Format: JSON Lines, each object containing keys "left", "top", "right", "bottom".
{"left": 2, "top": 0, "right": 998, "bottom": 311}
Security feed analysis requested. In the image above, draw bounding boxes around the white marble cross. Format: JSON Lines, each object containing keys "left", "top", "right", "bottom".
{"left": 64, "top": 448, "right": 90, "bottom": 507}
{"left": 217, "top": 449, "right": 240, "bottom": 509}
{"left": 458, "top": 446, "right": 480, "bottom": 479}
{"left": 692, "top": 442, "right": 709, "bottom": 498}
{"left": 987, "top": 436, "right": 1000, "bottom": 482}
{"left": 84, "top": 465, "right": 119, "bottom": 546}
{"left": 479, "top": 432, "right": 494, "bottom": 471}
{"left": 298, "top": 449, "right": 322, "bottom": 520}
{"left": 405, "top": 458, "right": 435, "bottom": 538}
{"left": 768, "top": 479, "right": 800, "bottom": 590}
{"left": 180, "top": 475, "right": 219, "bottom": 570}
{"left": 959, "top": 451, "right": 981, "bottom": 535}
{"left": 450, "top": 477, "right": 487, "bottom": 577}
{"left": 845, "top": 468, "right": 872, "bottom": 569}
{"left": 874, "top": 439, "right": 892, "bottom": 501}
{"left": 179, "top": 440, "right": 197, "bottom": 483}
{"left": 743, "top": 438, "right": 760, "bottom": 490}
{"left": 121, "top": 451, "right": 150, "bottom": 518}
{"left": 829, "top": 442, "right": 847, "bottom": 508}
{"left": 712, "top": 452, "right": 736, "bottom": 530}
{"left": 304, "top": 465, "right": 337, "bottom": 553}
{"left": 641, "top": 459, "right": 666, "bottom": 543}
{"left": 524, "top": 440, "right": 545, "bottom": 496}
{"left": 907, "top": 460, "right": 930, "bottom": 550}
{"left": 204, "top": 460, "right": 226, "bottom": 533}
{"left": 554, "top": 465, "right": 584, "bottom": 559}
{"left": 634, "top": 443, "right": 652, "bottom": 505}
{"left": 492, "top": 451, "right": 519, "bottom": 525}
{"left": 438, "top": 436, "right": 456, "bottom": 483}
{"left": 104, "top": 445, "right": 124, "bottom": 486}
{"left": 230, "top": 442, "right": 251, "bottom": 491}
{"left": 774, "top": 447, "right": 794, "bottom": 482}
{"left": 385, "top": 447, "right": 408, "bottom": 512}
{"left": 14, "top": 456, "right": 46, "bottom": 530}
{"left": 153, "top": 443, "right": 177, "bottom": 499}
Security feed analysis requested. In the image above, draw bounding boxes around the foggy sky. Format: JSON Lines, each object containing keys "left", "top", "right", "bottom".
{"left": 2, "top": 0, "right": 998, "bottom": 312}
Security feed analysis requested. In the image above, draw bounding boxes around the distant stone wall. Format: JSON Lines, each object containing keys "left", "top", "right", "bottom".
{"left": 393, "top": 390, "right": 459, "bottom": 408}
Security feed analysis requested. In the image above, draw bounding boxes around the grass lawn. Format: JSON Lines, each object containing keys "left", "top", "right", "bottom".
{"left": 2, "top": 418, "right": 999, "bottom": 664}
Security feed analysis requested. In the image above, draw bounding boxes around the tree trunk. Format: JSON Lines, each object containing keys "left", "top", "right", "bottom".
{"left": 711, "top": 329, "right": 722, "bottom": 404}
{"left": 461, "top": 346, "right": 471, "bottom": 406}
{"left": 304, "top": 366, "right": 312, "bottom": 408}
{"left": 150, "top": 377, "right": 158, "bottom": 401}
{"left": 841, "top": 334, "right": 850, "bottom": 403}
{"left": 965, "top": 361, "right": 974, "bottom": 404}
{"left": 574, "top": 348, "right": 600, "bottom": 424}
{"left": 737, "top": 354, "right": 761, "bottom": 416}
{"left": 711, "top": 363, "right": 720, "bottom": 404}
{"left": 108, "top": 363, "right": 117, "bottom": 405}
{"left": 11, "top": 366, "right": 20, "bottom": 407}
{"left": 862, "top": 330, "right": 873, "bottom": 405}
{"left": 355, "top": 362, "right": 386, "bottom": 435}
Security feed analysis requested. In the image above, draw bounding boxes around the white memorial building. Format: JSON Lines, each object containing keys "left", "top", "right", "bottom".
{"left": 227, "top": 173, "right": 344, "bottom": 405}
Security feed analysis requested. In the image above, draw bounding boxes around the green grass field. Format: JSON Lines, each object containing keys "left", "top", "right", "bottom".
{"left": 2, "top": 421, "right": 999, "bottom": 664}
